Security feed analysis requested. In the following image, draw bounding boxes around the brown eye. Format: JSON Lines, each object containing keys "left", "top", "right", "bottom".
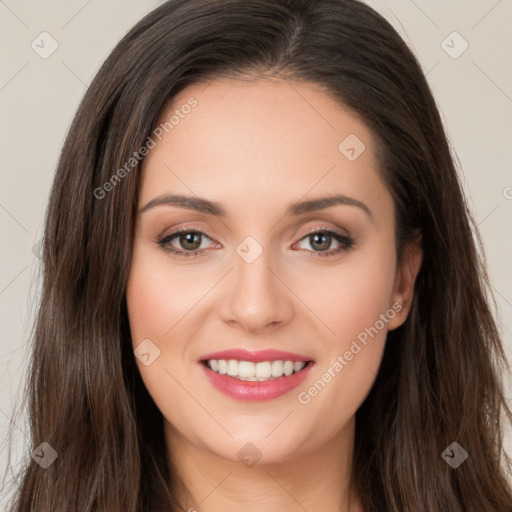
{"left": 157, "top": 229, "right": 215, "bottom": 257}
{"left": 294, "top": 229, "right": 354, "bottom": 257}
{"left": 308, "top": 232, "right": 332, "bottom": 251}
{"left": 178, "top": 232, "right": 203, "bottom": 251}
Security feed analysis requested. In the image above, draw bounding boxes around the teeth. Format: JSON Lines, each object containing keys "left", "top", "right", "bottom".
{"left": 206, "top": 359, "right": 307, "bottom": 380}
{"left": 227, "top": 360, "right": 238, "bottom": 376}
{"left": 256, "top": 361, "right": 272, "bottom": 378}
{"left": 218, "top": 360, "right": 227, "bottom": 374}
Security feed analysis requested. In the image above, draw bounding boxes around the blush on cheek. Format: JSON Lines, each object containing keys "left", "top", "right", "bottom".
{"left": 126, "top": 256, "right": 189, "bottom": 342}
{"left": 126, "top": 271, "right": 164, "bottom": 346}
{"left": 321, "top": 273, "right": 395, "bottom": 343}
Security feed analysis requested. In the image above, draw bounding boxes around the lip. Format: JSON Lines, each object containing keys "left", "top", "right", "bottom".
{"left": 198, "top": 348, "right": 312, "bottom": 363}
{"left": 200, "top": 360, "right": 315, "bottom": 401}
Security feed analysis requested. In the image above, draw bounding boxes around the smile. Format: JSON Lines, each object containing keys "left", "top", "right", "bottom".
{"left": 198, "top": 349, "right": 315, "bottom": 401}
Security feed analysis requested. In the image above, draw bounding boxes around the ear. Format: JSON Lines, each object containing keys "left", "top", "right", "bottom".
{"left": 387, "top": 231, "right": 423, "bottom": 331}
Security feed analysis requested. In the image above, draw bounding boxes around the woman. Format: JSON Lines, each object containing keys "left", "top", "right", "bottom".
{"left": 5, "top": 0, "right": 512, "bottom": 510}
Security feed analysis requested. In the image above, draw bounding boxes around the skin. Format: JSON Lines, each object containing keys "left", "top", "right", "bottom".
{"left": 126, "top": 76, "right": 422, "bottom": 512}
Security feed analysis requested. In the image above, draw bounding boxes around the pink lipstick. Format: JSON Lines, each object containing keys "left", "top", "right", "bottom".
{"left": 199, "top": 348, "right": 314, "bottom": 401}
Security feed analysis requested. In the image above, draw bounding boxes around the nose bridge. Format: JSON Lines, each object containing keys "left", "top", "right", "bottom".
{"left": 220, "top": 236, "right": 294, "bottom": 331}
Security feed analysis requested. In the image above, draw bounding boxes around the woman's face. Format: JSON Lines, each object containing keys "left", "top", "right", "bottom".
{"left": 126, "top": 77, "right": 421, "bottom": 465}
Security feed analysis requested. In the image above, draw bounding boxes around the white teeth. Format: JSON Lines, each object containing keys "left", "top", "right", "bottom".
{"left": 206, "top": 359, "right": 307, "bottom": 380}
{"left": 238, "top": 360, "right": 255, "bottom": 378}
{"left": 293, "top": 361, "right": 304, "bottom": 373}
{"left": 227, "top": 359, "right": 238, "bottom": 376}
{"left": 218, "top": 359, "right": 227, "bottom": 374}
{"left": 271, "top": 360, "right": 283, "bottom": 377}
{"left": 256, "top": 361, "right": 272, "bottom": 378}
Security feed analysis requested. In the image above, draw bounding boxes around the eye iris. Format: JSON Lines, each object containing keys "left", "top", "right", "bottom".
{"left": 180, "top": 232, "right": 202, "bottom": 250}
{"left": 310, "top": 232, "right": 331, "bottom": 251}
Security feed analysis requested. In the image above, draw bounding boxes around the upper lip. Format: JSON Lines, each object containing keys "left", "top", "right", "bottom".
{"left": 198, "top": 348, "right": 313, "bottom": 363}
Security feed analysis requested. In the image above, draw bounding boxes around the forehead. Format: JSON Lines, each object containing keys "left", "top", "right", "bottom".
{"left": 139, "top": 77, "right": 392, "bottom": 223}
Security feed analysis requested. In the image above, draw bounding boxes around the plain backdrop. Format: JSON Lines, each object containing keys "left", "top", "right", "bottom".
{"left": 0, "top": 0, "right": 511, "bottom": 506}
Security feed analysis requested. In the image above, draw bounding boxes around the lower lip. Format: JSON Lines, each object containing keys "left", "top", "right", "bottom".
{"left": 200, "top": 362, "right": 314, "bottom": 401}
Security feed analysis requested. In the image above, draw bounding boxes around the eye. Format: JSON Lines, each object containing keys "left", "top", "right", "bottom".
{"left": 293, "top": 228, "right": 354, "bottom": 257}
{"left": 157, "top": 229, "right": 217, "bottom": 257}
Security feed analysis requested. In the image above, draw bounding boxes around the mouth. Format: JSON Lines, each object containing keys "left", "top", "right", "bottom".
{"left": 198, "top": 349, "right": 315, "bottom": 401}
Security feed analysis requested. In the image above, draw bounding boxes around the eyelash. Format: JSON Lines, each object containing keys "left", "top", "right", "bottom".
{"left": 156, "top": 227, "right": 354, "bottom": 259}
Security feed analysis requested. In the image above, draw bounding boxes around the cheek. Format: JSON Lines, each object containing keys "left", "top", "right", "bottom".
{"left": 126, "top": 269, "right": 168, "bottom": 345}
{"left": 297, "top": 241, "right": 397, "bottom": 344}
{"left": 126, "top": 249, "right": 205, "bottom": 344}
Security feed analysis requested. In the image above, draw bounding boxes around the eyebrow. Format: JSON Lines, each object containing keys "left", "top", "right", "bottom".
{"left": 139, "top": 193, "right": 372, "bottom": 219}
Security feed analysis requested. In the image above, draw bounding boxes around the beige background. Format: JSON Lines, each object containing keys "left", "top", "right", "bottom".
{"left": 0, "top": 0, "right": 511, "bottom": 506}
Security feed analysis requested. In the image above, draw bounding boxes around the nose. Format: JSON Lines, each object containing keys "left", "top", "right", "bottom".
{"left": 219, "top": 245, "right": 295, "bottom": 334}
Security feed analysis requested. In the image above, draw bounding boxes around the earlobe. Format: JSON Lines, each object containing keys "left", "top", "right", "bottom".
{"left": 387, "top": 232, "right": 423, "bottom": 331}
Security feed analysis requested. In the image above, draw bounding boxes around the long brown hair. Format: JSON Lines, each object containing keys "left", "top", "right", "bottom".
{"left": 4, "top": 0, "right": 512, "bottom": 510}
